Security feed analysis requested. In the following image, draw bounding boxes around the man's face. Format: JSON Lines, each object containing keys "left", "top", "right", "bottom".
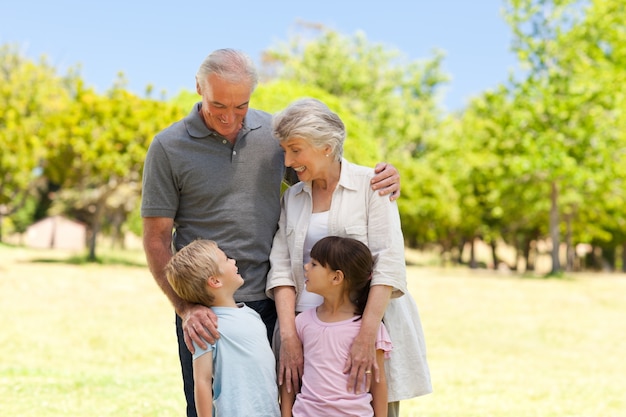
{"left": 197, "top": 73, "right": 252, "bottom": 140}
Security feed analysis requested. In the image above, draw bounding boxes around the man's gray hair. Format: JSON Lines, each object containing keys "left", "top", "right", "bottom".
{"left": 196, "top": 48, "right": 258, "bottom": 91}
{"left": 272, "top": 98, "right": 345, "bottom": 161}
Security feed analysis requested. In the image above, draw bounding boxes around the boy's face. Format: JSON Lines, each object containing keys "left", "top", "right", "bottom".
{"left": 215, "top": 248, "right": 244, "bottom": 290}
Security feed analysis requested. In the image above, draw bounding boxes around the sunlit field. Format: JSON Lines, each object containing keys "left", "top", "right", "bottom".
{"left": 1, "top": 245, "right": 625, "bottom": 417}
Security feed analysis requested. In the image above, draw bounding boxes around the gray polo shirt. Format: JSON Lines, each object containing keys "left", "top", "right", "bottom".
{"left": 141, "top": 102, "right": 285, "bottom": 301}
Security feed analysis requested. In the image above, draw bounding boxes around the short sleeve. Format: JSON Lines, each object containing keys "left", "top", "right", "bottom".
{"left": 192, "top": 338, "right": 216, "bottom": 361}
{"left": 376, "top": 322, "right": 393, "bottom": 359}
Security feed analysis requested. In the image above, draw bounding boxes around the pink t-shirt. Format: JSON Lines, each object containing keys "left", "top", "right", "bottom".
{"left": 293, "top": 308, "right": 393, "bottom": 417}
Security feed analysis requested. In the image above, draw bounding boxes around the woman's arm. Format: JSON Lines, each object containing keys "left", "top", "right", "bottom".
{"left": 346, "top": 166, "right": 406, "bottom": 393}
{"left": 344, "top": 284, "right": 392, "bottom": 394}
{"left": 274, "top": 286, "right": 303, "bottom": 394}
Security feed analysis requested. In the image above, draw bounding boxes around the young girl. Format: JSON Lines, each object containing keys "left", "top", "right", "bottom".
{"left": 282, "top": 236, "right": 392, "bottom": 417}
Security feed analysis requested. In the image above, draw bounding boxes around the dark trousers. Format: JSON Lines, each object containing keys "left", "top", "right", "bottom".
{"left": 176, "top": 299, "right": 277, "bottom": 417}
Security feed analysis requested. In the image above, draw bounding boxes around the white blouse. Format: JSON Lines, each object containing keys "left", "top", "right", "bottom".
{"left": 297, "top": 211, "right": 327, "bottom": 312}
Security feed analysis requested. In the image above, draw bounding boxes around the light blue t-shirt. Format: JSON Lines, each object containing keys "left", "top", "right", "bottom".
{"left": 193, "top": 304, "right": 279, "bottom": 416}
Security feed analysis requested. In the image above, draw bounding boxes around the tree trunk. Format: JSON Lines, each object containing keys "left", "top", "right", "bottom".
{"left": 602, "top": 245, "right": 616, "bottom": 271}
{"left": 490, "top": 239, "right": 499, "bottom": 270}
{"left": 87, "top": 200, "right": 106, "bottom": 262}
{"left": 523, "top": 237, "right": 534, "bottom": 272}
{"left": 565, "top": 213, "right": 574, "bottom": 272}
{"left": 549, "top": 181, "right": 561, "bottom": 274}
{"left": 456, "top": 239, "right": 466, "bottom": 265}
{"left": 469, "top": 238, "right": 477, "bottom": 269}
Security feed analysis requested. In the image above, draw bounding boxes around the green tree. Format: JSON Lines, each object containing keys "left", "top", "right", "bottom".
{"left": 170, "top": 79, "right": 382, "bottom": 168}
{"left": 503, "top": 0, "right": 626, "bottom": 274}
{"left": 0, "top": 45, "right": 70, "bottom": 240}
{"left": 262, "top": 25, "right": 448, "bottom": 163}
{"left": 261, "top": 25, "right": 449, "bottom": 246}
{"left": 43, "top": 74, "right": 183, "bottom": 260}
{"left": 254, "top": 79, "right": 382, "bottom": 166}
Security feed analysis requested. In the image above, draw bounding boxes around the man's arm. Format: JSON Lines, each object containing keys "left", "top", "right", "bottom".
{"left": 371, "top": 162, "right": 401, "bottom": 201}
{"left": 143, "top": 217, "right": 219, "bottom": 351}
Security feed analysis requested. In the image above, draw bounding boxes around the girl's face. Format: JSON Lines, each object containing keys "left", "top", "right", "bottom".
{"left": 280, "top": 137, "right": 331, "bottom": 182}
{"left": 303, "top": 257, "right": 336, "bottom": 296}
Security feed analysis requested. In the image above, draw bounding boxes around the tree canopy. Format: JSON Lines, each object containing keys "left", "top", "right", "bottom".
{"left": 1, "top": 1, "right": 625, "bottom": 272}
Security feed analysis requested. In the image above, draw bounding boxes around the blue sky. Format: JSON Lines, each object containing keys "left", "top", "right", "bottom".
{"left": 1, "top": 0, "right": 519, "bottom": 112}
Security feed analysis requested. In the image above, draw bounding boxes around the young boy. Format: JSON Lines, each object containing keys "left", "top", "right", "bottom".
{"left": 165, "top": 239, "right": 280, "bottom": 417}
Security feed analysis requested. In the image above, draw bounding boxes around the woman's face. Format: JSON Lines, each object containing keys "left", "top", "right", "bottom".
{"left": 280, "top": 137, "right": 331, "bottom": 182}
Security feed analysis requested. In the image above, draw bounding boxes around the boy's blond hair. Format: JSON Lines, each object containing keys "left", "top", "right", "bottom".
{"left": 165, "top": 239, "right": 222, "bottom": 307}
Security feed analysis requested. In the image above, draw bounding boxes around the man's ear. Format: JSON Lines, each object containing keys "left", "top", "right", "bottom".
{"left": 206, "top": 275, "right": 222, "bottom": 289}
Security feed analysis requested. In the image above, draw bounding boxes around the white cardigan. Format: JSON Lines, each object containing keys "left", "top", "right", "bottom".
{"left": 267, "top": 159, "right": 432, "bottom": 401}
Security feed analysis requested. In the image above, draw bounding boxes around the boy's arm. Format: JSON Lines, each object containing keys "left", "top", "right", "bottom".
{"left": 193, "top": 354, "right": 213, "bottom": 417}
{"left": 371, "top": 349, "right": 388, "bottom": 417}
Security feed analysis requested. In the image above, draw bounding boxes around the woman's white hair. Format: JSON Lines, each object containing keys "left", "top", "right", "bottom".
{"left": 272, "top": 98, "right": 345, "bottom": 161}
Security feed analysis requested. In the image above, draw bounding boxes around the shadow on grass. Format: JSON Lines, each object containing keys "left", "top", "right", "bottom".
{"left": 405, "top": 259, "right": 440, "bottom": 267}
{"left": 1, "top": 241, "right": 148, "bottom": 267}
{"left": 34, "top": 257, "right": 148, "bottom": 267}
{"left": 30, "top": 254, "right": 147, "bottom": 268}
{"left": 518, "top": 269, "right": 578, "bottom": 281}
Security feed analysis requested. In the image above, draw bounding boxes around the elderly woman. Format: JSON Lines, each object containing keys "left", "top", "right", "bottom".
{"left": 266, "top": 98, "right": 431, "bottom": 417}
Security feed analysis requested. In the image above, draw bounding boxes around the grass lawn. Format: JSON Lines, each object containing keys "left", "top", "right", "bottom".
{"left": 1, "top": 245, "right": 625, "bottom": 416}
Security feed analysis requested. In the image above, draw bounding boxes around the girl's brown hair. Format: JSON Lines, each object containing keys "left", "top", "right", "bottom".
{"left": 310, "top": 236, "right": 374, "bottom": 316}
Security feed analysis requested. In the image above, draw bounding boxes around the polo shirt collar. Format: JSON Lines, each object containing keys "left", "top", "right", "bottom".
{"left": 185, "top": 102, "right": 262, "bottom": 139}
